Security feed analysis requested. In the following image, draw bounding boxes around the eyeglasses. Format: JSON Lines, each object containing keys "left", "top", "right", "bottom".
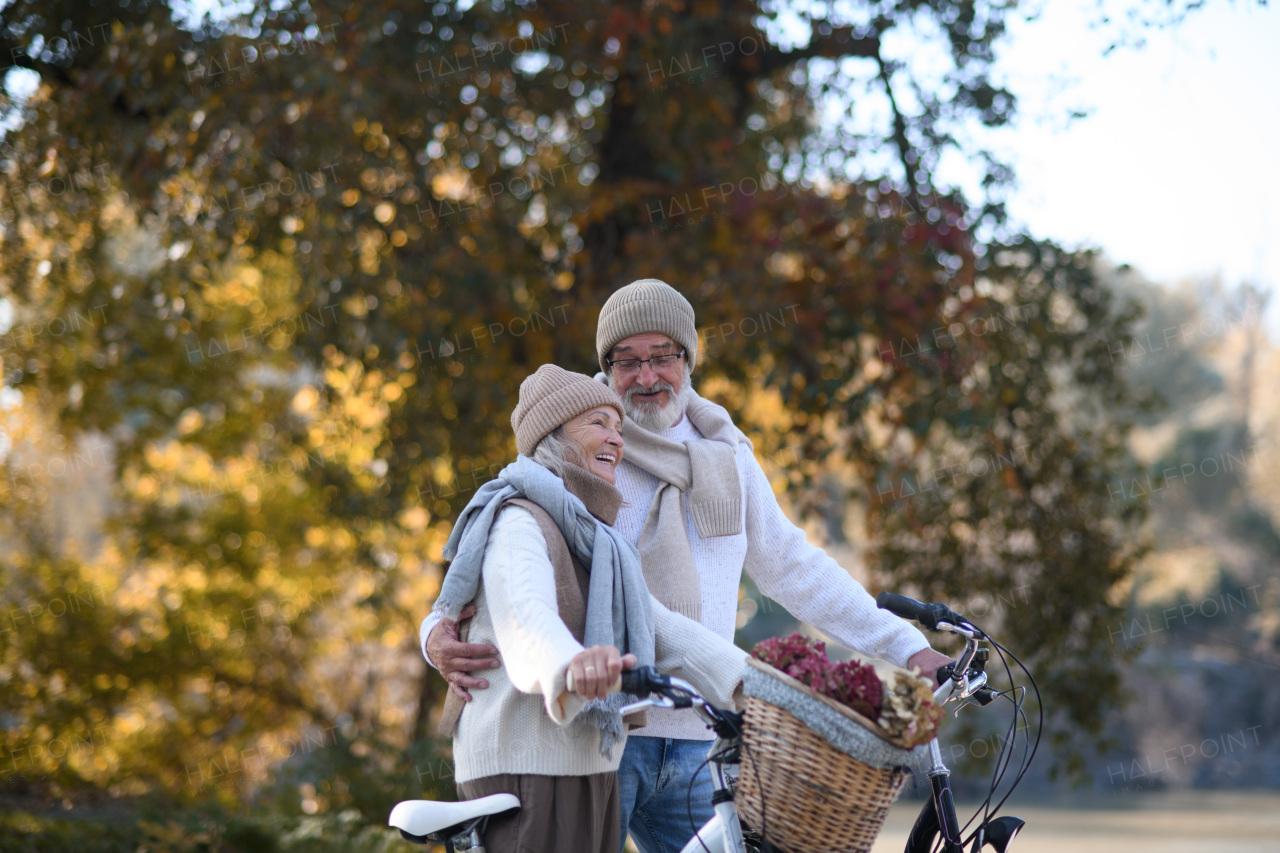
{"left": 606, "top": 349, "right": 686, "bottom": 376}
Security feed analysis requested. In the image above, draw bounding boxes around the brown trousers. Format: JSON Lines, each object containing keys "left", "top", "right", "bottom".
{"left": 456, "top": 772, "right": 619, "bottom": 853}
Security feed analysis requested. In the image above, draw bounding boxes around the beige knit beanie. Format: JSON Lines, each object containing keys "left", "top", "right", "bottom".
{"left": 596, "top": 279, "right": 698, "bottom": 374}
{"left": 511, "top": 364, "right": 625, "bottom": 456}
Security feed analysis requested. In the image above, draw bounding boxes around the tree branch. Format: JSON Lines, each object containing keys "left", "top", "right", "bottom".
{"left": 755, "top": 25, "right": 880, "bottom": 77}
{"left": 1, "top": 47, "right": 78, "bottom": 89}
{"left": 0, "top": 27, "right": 153, "bottom": 121}
{"left": 873, "top": 49, "right": 919, "bottom": 207}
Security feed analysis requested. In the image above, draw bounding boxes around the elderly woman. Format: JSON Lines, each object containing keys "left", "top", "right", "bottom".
{"left": 424, "top": 365, "right": 745, "bottom": 853}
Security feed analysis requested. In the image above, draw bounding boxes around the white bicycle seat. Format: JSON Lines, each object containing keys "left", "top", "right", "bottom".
{"left": 388, "top": 793, "right": 520, "bottom": 837}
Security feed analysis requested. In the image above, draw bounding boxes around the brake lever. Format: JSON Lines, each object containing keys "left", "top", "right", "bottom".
{"left": 936, "top": 619, "right": 984, "bottom": 639}
{"left": 948, "top": 671, "right": 990, "bottom": 716}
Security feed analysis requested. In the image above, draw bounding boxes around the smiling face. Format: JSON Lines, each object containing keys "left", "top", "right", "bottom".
{"left": 561, "top": 405, "right": 625, "bottom": 484}
{"left": 606, "top": 332, "right": 691, "bottom": 432}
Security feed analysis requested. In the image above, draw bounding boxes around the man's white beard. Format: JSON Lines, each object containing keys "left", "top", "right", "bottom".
{"left": 611, "top": 369, "right": 693, "bottom": 433}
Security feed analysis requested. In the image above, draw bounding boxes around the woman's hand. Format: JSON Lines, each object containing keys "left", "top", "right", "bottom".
{"left": 567, "top": 646, "right": 638, "bottom": 701}
{"left": 906, "top": 647, "right": 955, "bottom": 686}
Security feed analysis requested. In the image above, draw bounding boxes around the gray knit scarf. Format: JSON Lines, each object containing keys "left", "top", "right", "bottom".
{"left": 435, "top": 454, "right": 656, "bottom": 758}
{"left": 596, "top": 373, "right": 752, "bottom": 622}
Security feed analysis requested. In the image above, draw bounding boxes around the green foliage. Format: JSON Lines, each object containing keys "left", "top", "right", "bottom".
{"left": 0, "top": 806, "right": 407, "bottom": 853}
{"left": 0, "top": 809, "right": 143, "bottom": 853}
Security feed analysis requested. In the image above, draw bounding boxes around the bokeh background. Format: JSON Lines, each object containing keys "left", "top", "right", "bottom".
{"left": 1, "top": 0, "right": 1277, "bottom": 849}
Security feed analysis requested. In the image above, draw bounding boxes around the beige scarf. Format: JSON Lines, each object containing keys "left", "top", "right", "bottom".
{"left": 618, "top": 387, "right": 752, "bottom": 622}
{"left": 558, "top": 459, "right": 623, "bottom": 526}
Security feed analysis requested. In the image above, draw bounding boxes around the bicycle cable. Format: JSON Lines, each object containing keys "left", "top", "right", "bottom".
{"left": 979, "top": 637, "right": 1042, "bottom": 816}
{"left": 959, "top": 644, "right": 1028, "bottom": 842}
{"left": 928, "top": 619, "right": 1041, "bottom": 852}
{"left": 687, "top": 747, "right": 729, "bottom": 853}
{"left": 677, "top": 691, "right": 745, "bottom": 853}
{"left": 970, "top": 641, "right": 1022, "bottom": 830}
{"left": 738, "top": 726, "right": 771, "bottom": 853}
{"left": 957, "top": 635, "right": 1042, "bottom": 851}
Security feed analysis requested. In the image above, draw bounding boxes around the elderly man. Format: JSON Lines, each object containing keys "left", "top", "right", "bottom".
{"left": 423, "top": 279, "right": 952, "bottom": 853}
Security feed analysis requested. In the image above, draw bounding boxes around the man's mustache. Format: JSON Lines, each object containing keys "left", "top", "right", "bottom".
{"left": 625, "top": 380, "right": 673, "bottom": 403}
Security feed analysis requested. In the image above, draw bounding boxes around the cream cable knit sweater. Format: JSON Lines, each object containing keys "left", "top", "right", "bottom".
{"left": 423, "top": 417, "right": 931, "bottom": 745}
{"left": 450, "top": 504, "right": 746, "bottom": 784}
{"left": 611, "top": 417, "right": 931, "bottom": 742}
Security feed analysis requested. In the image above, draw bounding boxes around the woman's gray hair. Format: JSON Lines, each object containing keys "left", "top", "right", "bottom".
{"left": 532, "top": 426, "right": 587, "bottom": 480}
{"left": 532, "top": 426, "right": 631, "bottom": 511}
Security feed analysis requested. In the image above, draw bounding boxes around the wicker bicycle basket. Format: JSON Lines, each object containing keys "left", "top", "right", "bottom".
{"left": 735, "top": 659, "right": 917, "bottom": 853}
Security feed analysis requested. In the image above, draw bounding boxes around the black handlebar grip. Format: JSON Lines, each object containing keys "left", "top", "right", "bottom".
{"left": 876, "top": 591, "right": 980, "bottom": 635}
{"left": 619, "top": 665, "right": 662, "bottom": 695}
{"left": 876, "top": 592, "right": 935, "bottom": 624}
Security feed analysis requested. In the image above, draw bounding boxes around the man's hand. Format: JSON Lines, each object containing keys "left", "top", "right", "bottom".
{"left": 906, "top": 647, "right": 955, "bottom": 687}
{"left": 427, "top": 605, "right": 501, "bottom": 702}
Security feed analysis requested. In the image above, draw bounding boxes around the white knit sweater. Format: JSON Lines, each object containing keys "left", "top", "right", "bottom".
{"left": 448, "top": 504, "right": 746, "bottom": 783}
{"left": 423, "top": 416, "right": 931, "bottom": 745}
{"left": 610, "top": 416, "right": 930, "bottom": 741}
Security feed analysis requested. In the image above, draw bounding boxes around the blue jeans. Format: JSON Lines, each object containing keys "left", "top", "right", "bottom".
{"left": 618, "top": 736, "right": 715, "bottom": 853}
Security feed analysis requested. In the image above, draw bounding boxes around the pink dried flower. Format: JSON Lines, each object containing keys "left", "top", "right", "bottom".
{"left": 752, "top": 634, "right": 938, "bottom": 745}
{"left": 829, "top": 659, "right": 883, "bottom": 720}
{"left": 751, "top": 634, "right": 827, "bottom": 675}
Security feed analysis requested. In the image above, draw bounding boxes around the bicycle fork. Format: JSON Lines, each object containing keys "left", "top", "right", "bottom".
{"left": 904, "top": 738, "right": 1025, "bottom": 853}
{"left": 905, "top": 739, "right": 965, "bottom": 853}
{"left": 905, "top": 658, "right": 1024, "bottom": 853}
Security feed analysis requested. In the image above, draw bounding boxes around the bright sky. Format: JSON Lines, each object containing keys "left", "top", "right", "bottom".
{"left": 990, "top": 1, "right": 1280, "bottom": 333}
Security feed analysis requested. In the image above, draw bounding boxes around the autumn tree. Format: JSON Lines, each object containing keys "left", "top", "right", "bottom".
{"left": 0, "top": 0, "right": 1157, "bottom": 810}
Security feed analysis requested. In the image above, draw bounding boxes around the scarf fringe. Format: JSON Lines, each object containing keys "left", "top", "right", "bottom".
{"left": 431, "top": 598, "right": 466, "bottom": 622}
{"left": 579, "top": 700, "right": 627, "bottom": 759}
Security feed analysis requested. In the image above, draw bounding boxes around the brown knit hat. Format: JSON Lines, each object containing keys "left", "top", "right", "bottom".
{"left": 511, "top": 364, "right": 625, "bottom": 456}
{"left": 596, "top": 279, "right": 698, "bottom": 374}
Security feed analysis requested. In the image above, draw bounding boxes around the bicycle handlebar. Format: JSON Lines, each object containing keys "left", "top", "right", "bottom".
{"left": 619, "top": 665, "right": 671, "bottom": 697}
{"left": 876, "top": 592, "right": 984, "bottom": 637}
{"left": 618, "top": 666, "right": 742, "bottom": 737}
{"left": 937, "top": 661, "right": 998, "bottom": 705}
